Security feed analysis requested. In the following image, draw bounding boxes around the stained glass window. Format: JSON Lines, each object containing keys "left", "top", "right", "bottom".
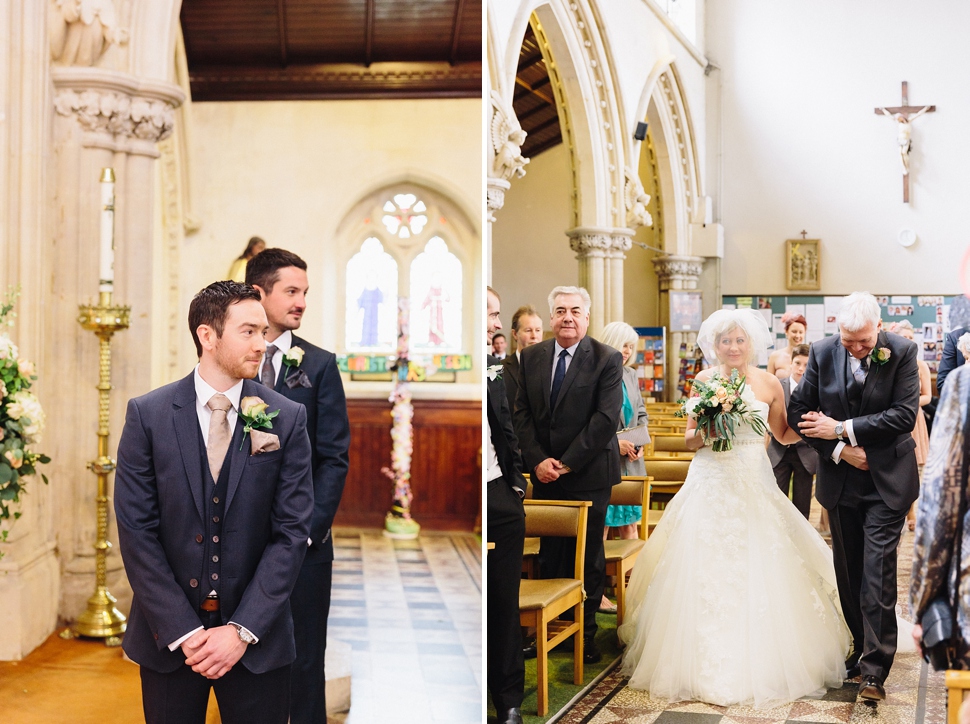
{"left": 345, "top": 238, "right": 398, "bottom": 352}
{"left": 408, "top": 237, "right": 462, "bottom": 353}
{"left": 381, "top": 193, "right": 428, "bottom": 239}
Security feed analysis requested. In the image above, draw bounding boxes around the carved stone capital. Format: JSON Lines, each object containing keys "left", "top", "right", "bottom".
{"left": 566, "top": 226, "right": 614, "bottom": 258}
{"left": 624, "top": 167, "right": 653, "bottom": 229}
{"left": 653, "top": 254, "right": 704, "bottom": 290}
{"left": 610, "top": 228, "right": 634, "bottom": 254}
{"left": 52, "top": 67, "right": 184, "bottom": 144}
{"left": 490, "top": 90, "right": 529, "bottom": 182}
{"left": 486, "top": 177, "right": 510, "bottom": 223}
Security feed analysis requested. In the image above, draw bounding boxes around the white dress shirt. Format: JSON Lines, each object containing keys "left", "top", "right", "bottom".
{"left": 169, "top": 367, "right": 257, "bottom": 651}
{"left": 551, "top": 339, "right": 581, "bottom": 387}
{"left": 486, "top": 414, "right": 503, "bottom": 483}
{"left": 832, "top": 355, "right": 866, "bottom": 464}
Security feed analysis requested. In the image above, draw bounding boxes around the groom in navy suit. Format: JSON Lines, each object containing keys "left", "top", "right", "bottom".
{"left": 789, "top": 292, "right": 919, "bottom": 701}
{"left": 115, "top": 281, "right": 314, "bottom": 723}
{"left": 247, "top": 248, "right": 351, "bottom": 724}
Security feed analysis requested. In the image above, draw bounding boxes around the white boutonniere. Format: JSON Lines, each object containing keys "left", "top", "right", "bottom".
{"left": 486, "top": 364, "right": 503, "bottom": 381}
{"left": 238, "top": 396, "right": 280, "bottom": 450}
{"left": 869, "top": 347, "right": 891, "bottom": 367}
{"left": 283, "top": 347, "right": 304, "bottom": 368}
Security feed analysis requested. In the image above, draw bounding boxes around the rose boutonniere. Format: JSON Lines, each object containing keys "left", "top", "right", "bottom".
{"left": 486, "top": 364, "right": 503, "bottom": 381}
{"left": 283, "top": 347, "right": 304, "bottom": 368}
{"left": 869, "top": 347, "right": 891, "bottom": 367}
{"left": 238, "top": 396, "right": 280, "bottom": 450}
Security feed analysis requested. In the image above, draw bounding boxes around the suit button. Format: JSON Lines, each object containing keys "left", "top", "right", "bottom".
{"left": 153, "top": 633, "right": 159, "bottom": 640}
{"left": 212, "top": 555, "right": 219, "bottom": 563}
{"left": 211, "top": 573, "right": 219, "bottom": 581}
{"left": 195, "top": 534, "right": 203, "bottom": 543}
{"left": 212, "top": 535, "right": 219, "bottom": 543}
{"left": 189, "top": 578, "right": 198, "bottom": 588}
{"left": 212, "top": 516, "right": 220, "bottom": 523}
{"left": 213, "top": 497, "right": 219, "bottom": 504}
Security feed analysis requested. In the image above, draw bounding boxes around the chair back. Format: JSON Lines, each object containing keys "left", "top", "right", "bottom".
{"left": 643, "top": 458, "right": 691, "bottom": 483}
{"left": 523, "top": 500, "right": 590, "bottom": 579}
{"left": 651, "top": 432, "right": 690, "bottom": 454}
{"left": 612, "top": 475, "right": 651, "bottom": 540}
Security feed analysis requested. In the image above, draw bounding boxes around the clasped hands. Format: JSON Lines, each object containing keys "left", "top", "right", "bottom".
{"left": 181, "top": 625, "right": 248, "bottom": 679}
{"left": 798, "top": 411, "right": 868, "bottom": 471}
{"left": 535, "top": 457, "right": 571, "bottom": 483}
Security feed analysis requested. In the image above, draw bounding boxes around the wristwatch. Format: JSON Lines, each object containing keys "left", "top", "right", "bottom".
{"left": 230, "top": 623, "right": 256, "bottom": 645}
{"left": 834, "top": 421, "right": 845, "bottom": 440}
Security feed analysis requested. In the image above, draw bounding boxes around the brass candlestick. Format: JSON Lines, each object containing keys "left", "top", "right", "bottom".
{"left": 66, "top": 291, "right": 130, "bottom": 646}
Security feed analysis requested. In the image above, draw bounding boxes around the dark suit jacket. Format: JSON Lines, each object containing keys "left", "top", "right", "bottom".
{"left": 115, "top": 374, "right": 314, "bottom": 674}
{"left": 487, "top": 354, "right": 528, "bottom": 497}
{"left": 788, "top": 330, "right": 920, "bottom": 511}
{"left": 266, "top": 335, "right": 350, "bottom": 562}
{"left": 768, "top": 376, "right": 818, "bottom": 474}
{"left": 513, "top": 335, "right": 623, "bottom": 492}
{"left": 501, "top": 353, "right": 522, "bottom": 415}
{"left": 937, "top": 326, "right": 968, "bottom": 394}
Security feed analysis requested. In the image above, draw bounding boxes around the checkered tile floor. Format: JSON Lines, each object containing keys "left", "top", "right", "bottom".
{"left": 555, "top": 526, "right": 947, "bottom": 724}
{"left": 329, "top": 531, "right": 482, "bottom": 724}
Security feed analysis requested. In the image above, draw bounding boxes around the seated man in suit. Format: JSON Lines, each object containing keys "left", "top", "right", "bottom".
{"left": 768, "top": 344, "right": 817, "bottom": 519}
{"left": 115, "top": 281, "right": 314, "bottom": 724}
{"left": 513, "top": 285, "right": 623, "bottom": 663}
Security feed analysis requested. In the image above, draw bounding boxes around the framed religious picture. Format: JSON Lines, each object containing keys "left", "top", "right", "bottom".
{"left": 786, "top": 238, "right": 820, "bottom": 290}
{"left": 669, "top": 291, "right": 703, "bottom": 331}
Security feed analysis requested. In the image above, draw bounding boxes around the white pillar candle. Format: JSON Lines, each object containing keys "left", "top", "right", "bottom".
{"left": 99, "top": 168, "right": 115, "bottom": 292}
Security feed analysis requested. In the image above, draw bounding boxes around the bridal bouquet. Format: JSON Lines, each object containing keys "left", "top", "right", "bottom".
{"left": 677, "top": 370, "right": 767, "bottom": 452}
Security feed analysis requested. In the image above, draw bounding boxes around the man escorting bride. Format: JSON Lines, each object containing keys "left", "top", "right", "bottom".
{"left": 618, "top": 293, "right": 919, "bottom": 707}
{"left": 618, "top": 307, "right": 850, "bottom": 707}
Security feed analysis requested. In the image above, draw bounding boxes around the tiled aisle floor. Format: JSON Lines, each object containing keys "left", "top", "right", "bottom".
{"left": 329, "top": 531, "right": 482, "bottom": 724}
{"left": 557, "top": 525, "right": 947, "bottom": 724}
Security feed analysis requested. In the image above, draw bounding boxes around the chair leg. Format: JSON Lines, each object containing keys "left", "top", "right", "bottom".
{"left": 536, "top": 610, "right": 549, "bottom": 717}
{"left": 574, "top": 601, "right": 584, "bottom": 685}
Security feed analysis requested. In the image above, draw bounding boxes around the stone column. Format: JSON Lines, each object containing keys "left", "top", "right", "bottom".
{"left": 608, "top": 229, "right": 634, "bottom": 325}
{"left": 653, "top": 255, "right": 704, "bottom": 401}
{"left": 566, "top": 227, "right": 635, "bottom": 336}
{"left": 49, "top": 67, "right": 183, "bottom": 621}
{"left": 486, "top": 91, "right": 528, "bottom": 283}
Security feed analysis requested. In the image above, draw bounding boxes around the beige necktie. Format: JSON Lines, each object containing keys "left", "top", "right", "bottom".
{"left": 206, "top": 394, "right": 233, "bottom": 482}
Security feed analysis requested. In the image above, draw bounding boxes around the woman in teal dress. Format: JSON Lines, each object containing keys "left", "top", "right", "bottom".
{"left": 598, "top": 321, "right": 649, "bottom": 613}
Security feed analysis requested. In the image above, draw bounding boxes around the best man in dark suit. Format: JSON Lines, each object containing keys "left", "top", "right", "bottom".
{"left": 788, "top": 292, "right": 919, "bottom": 701}
{"left": 936, "top": 325, "right": 968, "bottom": 393}
{"left": 247, "top": 248, "right": 351, "bottom": 724}
{"left": 513, "top": 285, "right": 623, "bottom": 662}
{"left": 486, "top": 287, "right": 527, "bottom": 724}
{"left": 115, "top": 281, "right": 314, "bottom": 724}
{"left": 767, "top": 344, "right": 818, "bottom": 519}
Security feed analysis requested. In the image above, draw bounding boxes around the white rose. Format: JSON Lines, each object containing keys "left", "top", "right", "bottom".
{"left": 285, "top": 347, "right": 305, "bottom": 366}
{"left": 17, "top": 358, "right": 36, "bottom": 378}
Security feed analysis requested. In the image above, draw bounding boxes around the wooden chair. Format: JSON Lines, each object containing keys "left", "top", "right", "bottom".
{"left": 519, "top": 500, "right": 591, "bottom": 716}
{"left": 648, "top": 432, "right": 691, "bottom": 456}
{"left": 603, "top": 475, "right": 650, "bottom": 624}
{"left": 521, "top": 476, "right": 540, "bottom": 578}
{"left": 947, "top": 671, "right": 970, "bottom": 724}
{"left": 642, "top": 458, "right": 691, "bottom": 530}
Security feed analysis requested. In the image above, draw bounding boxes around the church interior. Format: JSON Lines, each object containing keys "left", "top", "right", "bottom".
{"left": 488, "top": 0, "right": 968, "bottom": 722}
{"left": 1, "top": 1, "right": 482, "bottom": 722}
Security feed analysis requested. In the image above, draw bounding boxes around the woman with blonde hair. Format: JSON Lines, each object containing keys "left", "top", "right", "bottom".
{"left": 597, "top": 321, "right": 648, "bottom": 613}
{"left": 227, "top": 236, "right": 266, "bottom": 282}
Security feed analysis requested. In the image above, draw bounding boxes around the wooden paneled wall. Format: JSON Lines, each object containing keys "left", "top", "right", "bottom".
{"left": 334, "top": 398, "right": 482, "bottom": 530}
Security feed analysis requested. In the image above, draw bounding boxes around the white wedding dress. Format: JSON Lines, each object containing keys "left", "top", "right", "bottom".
{"left": 618, "top": 388, "right": 850, "bottom": 708}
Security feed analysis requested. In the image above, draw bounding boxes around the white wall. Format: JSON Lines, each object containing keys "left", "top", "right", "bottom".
{"left": 706, "top": 0, "right": 970, "bottom": 295}
{"left": 184, "top": 98, "right": 483, "bottom": 398}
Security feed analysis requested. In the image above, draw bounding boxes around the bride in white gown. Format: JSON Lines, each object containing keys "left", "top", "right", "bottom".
{"left": 618, "top": 309, "right": 850, "bottom": 708}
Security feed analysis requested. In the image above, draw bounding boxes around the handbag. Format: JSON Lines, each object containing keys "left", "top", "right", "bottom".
{"left": 920, "top": 397, "right": 970, "bottom": 670}
{"left": 617, "top": 425, "right": 651, "bottom": 448}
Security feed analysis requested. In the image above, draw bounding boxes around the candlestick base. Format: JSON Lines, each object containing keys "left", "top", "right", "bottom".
{"left": 72, "top": 586, "right": 127, "bottom": 641}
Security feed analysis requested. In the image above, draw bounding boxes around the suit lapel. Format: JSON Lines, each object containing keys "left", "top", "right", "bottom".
{"left": 860, "top": 331, "right": 886, "bottom": 411}
{"left": 172, "top": 374, "right": 205, "bottom": 521}
{"left": 539, "top": 342, "right": 553, "bottom": 412}
{"left": 833, "top": 340, "right": 851, "bottom": 417}
{"left": 225, "top": 379, "right": 258, "bottom": 512}
{"left": 553, "top": 337, "right": 589, "bottom": 413}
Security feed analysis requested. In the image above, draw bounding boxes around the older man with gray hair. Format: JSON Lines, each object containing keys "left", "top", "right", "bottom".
{"left": 788, "top": 291, "right": 919, "bottom": 700}
{"left": 513, "top": 285, "right": 623, "bottom": 664}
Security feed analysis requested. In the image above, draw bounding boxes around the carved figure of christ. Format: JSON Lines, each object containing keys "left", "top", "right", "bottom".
{"left": 875, "top": 81, "right": 935, "bottom": 203}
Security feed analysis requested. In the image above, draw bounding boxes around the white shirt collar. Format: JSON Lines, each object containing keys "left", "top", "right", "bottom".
{"left": 194, "top": 365, "right": 244, "bottom": 412}
{"left": 267, "top": 329, "right": 292, "bottom": 354}
{"left": 554, "top": 339, "right": 581, "bottom": 358}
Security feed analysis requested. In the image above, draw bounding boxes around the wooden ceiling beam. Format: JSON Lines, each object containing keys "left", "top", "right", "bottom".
{"left": 514, "top": 76, "right": 555, "bottom": 106}
{"left": 365, "top": 0, "right": 375, "bottom": 66}
{"left": 525, "top": 133, "right": 563, "bottom": 158}
{"left": 449, "top": 0, "right": 466, "bottom": 65}
{"left": 517, "top": 50, "right": 543, "bottom": 74}
{"left": 277, "top": 0, "right": 289, "bottom": 68}
{"left": 516, "top": 101, "right": 553, "bottom": 122}
{"left": 528, "top": 115, "right": 561, "bottom": 136}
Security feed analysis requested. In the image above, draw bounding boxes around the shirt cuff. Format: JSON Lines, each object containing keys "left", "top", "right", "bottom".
{"left": 831, "top": 441, "right": 846, "bottom": 465}
{"left": 228, "top": 622, "right": 259, "bottom": 644}
{"left": 168, "top": 626, "right": 203, "bottom": 652}
{"left": 308, "top": 538, "right": 312, "bottom": 547}
{"left": 846, "top": 418, "right": 858, "bottom": 447}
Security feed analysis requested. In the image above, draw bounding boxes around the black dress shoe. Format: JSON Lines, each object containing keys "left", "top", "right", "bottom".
{"left": 500, "top": 707, "right": 524, "bottom": 724}
{"left": 858, "top": 675, "right": 886, "bottom": 701}
{"left": 522, "top": 641, "right": 536, "bottom": 659}
{"left": 844, "top": 651, "right": 861, "bottom": 679}
{"left": 583, "top": 641, "right": 602, "bottom": 664}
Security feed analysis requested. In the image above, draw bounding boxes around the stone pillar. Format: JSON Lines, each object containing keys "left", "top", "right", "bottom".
{"left": 485, "top": 177, "right": 510, "bottom": 283}
{"left": 487, "top": 91, "right": 528, "bottom": 284}
{"left": 608, "top": 229, "right": 634, "bottom": 325}
{"left": 653, "top": 255, "right": 704, "bottom": 401}
{"left": 566, "top": 227, "right": 635, "bottom": 336}
{"left": 49, "top": 67, "right": 183, "bottom": 622}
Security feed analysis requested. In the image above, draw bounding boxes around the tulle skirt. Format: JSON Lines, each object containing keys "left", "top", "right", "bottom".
{"left": 618, "top": 437, "right": 850, "bottom": 708}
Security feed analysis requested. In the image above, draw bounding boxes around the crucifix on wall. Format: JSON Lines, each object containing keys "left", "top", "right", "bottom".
{"left": 875, "top": 81, "right": 935, "bottom": 203}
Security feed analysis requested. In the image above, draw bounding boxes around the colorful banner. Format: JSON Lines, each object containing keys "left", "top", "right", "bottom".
{"left": 337, "top": 354, "right": 473, "bottom": 378}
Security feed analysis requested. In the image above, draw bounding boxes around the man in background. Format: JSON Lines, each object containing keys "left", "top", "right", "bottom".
{"left": 492, "top": 332, "right": 508, "bottom": 359}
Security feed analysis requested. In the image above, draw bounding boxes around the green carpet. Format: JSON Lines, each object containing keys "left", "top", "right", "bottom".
{"left": 487, "top": 611, "right": 622, "bottom": 723}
